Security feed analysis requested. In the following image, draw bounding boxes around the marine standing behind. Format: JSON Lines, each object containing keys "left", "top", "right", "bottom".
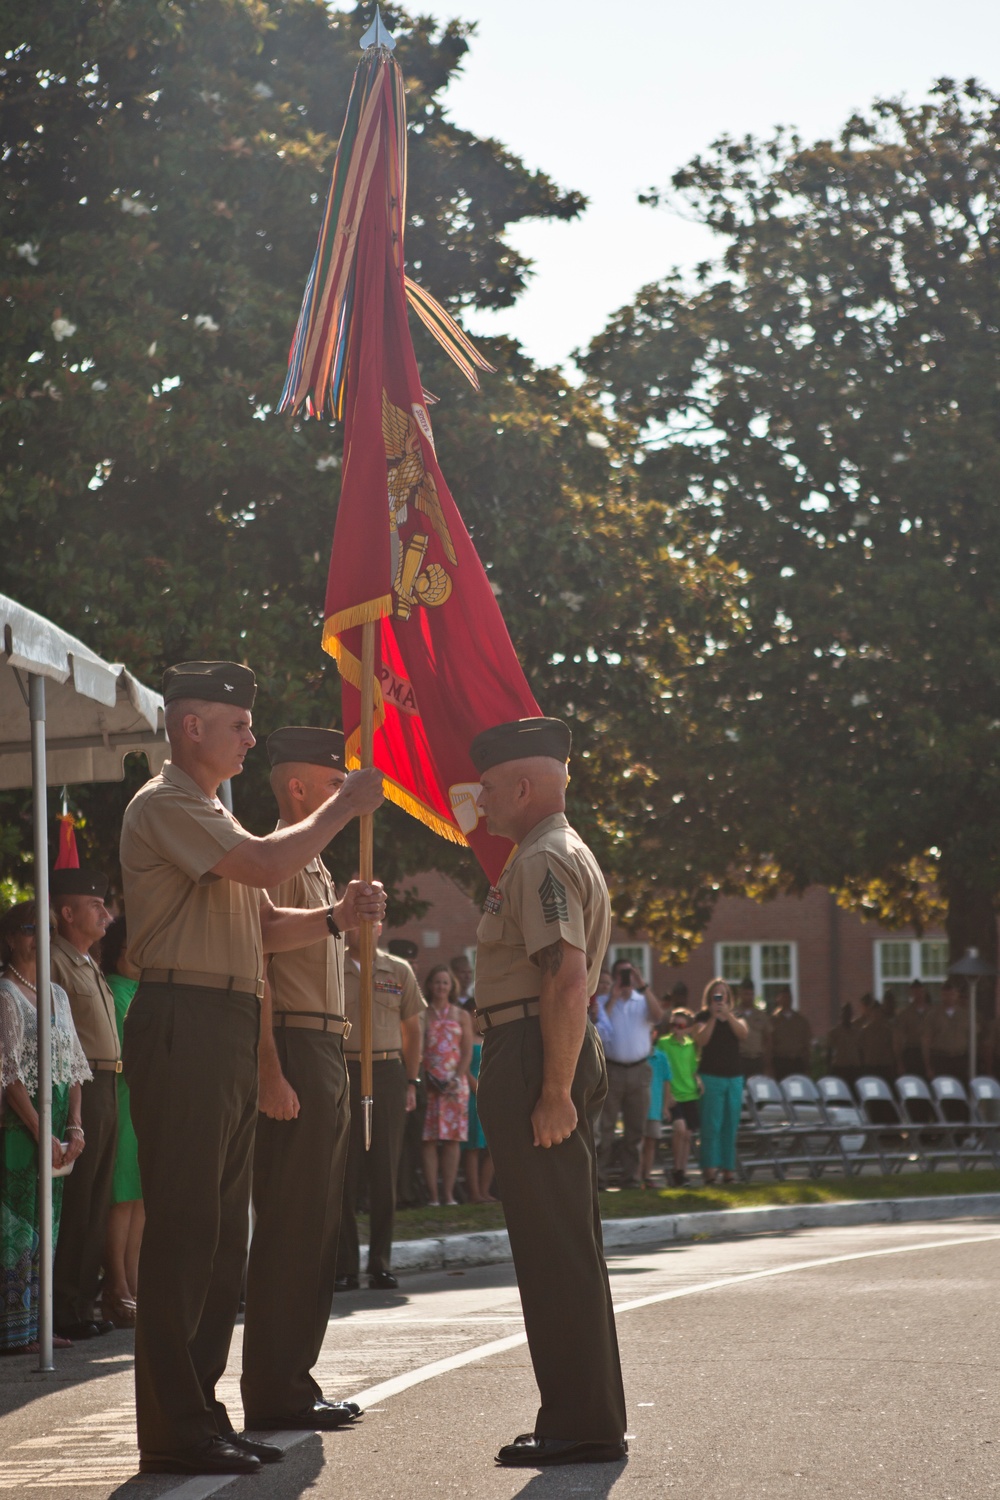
{"left": 120, "top": 662, "right": 384, "bottom": 1478}
{"left": 49, "top": 868, "right": 118, "bottom": 1340}
{"left": 471, "top": 718, "right": 627, "bottom": 1469}
{"left": 336, "top": 926, "right": 425, "bottom": 1290}
{"left": 241, "top": 727, "right": 363, "bottom": 1432}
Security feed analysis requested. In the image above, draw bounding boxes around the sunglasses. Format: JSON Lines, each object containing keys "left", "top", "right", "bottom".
{"left": 16, "top": 924, "right": 36, "bottom": 934}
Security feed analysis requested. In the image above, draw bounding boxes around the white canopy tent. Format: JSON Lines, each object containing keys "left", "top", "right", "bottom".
{"left": 0, "top": 592, "right": 167, "bottom": 1370}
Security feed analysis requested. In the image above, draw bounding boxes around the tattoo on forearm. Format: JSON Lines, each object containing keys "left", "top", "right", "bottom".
{"left": 537, "top": 941, "right": 564, "bottom": 977}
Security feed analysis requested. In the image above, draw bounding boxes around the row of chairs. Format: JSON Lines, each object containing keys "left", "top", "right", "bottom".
{"left": 738, "top": 1073, "right": 1000, "bottom": 1180}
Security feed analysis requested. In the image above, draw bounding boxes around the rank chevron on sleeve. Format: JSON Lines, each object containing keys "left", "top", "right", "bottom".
{"left": 538, "top": 868, "right": 569, "bottom": 925}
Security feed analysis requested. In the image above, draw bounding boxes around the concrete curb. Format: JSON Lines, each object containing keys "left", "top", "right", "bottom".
{"left": 380, "top": 1193, "right": 1000, "bottom": 1274}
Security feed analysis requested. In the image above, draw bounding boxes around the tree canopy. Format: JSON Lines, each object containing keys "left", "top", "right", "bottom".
{"left": 0, "top": 0, "right": 719, "bottom": 931}
{"left": 583, "top": 79, "right": 1000, "bottom": 963}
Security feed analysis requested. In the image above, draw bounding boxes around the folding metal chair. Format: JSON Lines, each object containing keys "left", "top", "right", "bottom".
{"left": 895, "top": 1075, "right": 961, "bottom": 1169}
{"left": 930, "top": 1076, "right": 997, "bottom": 1169}
{"left": 739, "top": 1074, "right": 816, "bottom": 1180}
{"left": 778, "top": 1074, "right": 847, "bottom": 1176}
{"left": 853, "top": 1075, "right": 919, "bottom": 1173}
{"left": 816, "top": 1076, "right": 883, "bottom": 1175}
{"left": 969, "top": 1077, "right": 1000, "bottom": 1167}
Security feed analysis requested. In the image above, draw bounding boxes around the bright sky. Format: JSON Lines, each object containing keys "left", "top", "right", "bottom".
{"left": 407, "top": 0, "right": 1000, "bottom": 370}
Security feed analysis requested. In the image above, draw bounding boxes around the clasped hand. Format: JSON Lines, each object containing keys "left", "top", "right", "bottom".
{"left": 337, "top": 878, "right": 387, "bottom": 929}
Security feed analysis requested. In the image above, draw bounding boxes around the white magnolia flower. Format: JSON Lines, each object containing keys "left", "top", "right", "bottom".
{"left": 15, "top": 241, "right": 40, "bottom": 265}
{"left": 120, "top": 197, "right": 152, "bottom": 216}
{"left": 51, "top": 317, "right": 76, "bottom": 342}
{"left": 91, "top": 379, "right": 108, "bottom": 392}
{"left": 586, "top": 430, "right": 610, "bottom": 449}
{"left": 314, "top": 454, "right": 340, "bottom": 472}
{"left": 194, "top": 314, "right": 219, "bottom": 333}
{"left": 559, "top": 591, "right": 584, "bottom": 612}
{"left": 251, "top": 81, "right": 274, "bottom": 99}
{"left": 147, "top": 341, "right": 157, "bottom": 357}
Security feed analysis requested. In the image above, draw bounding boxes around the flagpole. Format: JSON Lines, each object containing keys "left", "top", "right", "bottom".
{"left": 359, "top": 620, "right": 376, "bottom": 1150}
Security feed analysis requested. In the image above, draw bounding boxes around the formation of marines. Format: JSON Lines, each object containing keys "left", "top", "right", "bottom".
{"left": 73, "top": 660, "right": 629, "bottom": 1474}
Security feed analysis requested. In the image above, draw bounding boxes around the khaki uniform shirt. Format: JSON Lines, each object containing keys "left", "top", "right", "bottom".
{"left": 894, "top": 1002, "right": 932, "bottom": 1056}
{"left": 49, "top": 934, "right": 120, "bottom": 1063}
{"left": 925, "top": 1006, "right": 970, "bottom": 1060}
{"left": 736, "top": 1005, "right": 770, "bottom": 1066}
{"left": 770, "top": 1007, "right": 812, "bottom": 1065}
{"left": 266, "top": 829, "right": 344, "bottom": 1017}
{"left": 475, "top": 813, "right": 611, "bottom": 1008}
{"left": 120, "top": 760, "right": 262, "bottom": 985}
{"left": 826, "top": 1022, "right": 862, "bottom": 1072}
{"left": 343, "top": 949, "right": 424, "bottom": 1056}
{"left": 857, "top": 1012, "right": 895, "bottom": 1069}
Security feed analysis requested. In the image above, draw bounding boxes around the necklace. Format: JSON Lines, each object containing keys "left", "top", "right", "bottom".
{"left": 7, "top": 964, "right": 37, "bottom": 992}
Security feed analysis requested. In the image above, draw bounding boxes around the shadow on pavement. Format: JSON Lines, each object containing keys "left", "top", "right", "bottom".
{"left": 0, "top": 1328, "right": 134, "bottom": 1420}
{"left": 107, "top": 1433, "right": 325, "bottom": 1498}
{"left": 510, "top": 1458, "right": 628, "bottom": 1497}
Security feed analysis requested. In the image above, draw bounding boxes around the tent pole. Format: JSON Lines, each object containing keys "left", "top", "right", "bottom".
{"left": 29, "top": 673, "right": 54, "bottom": 1373}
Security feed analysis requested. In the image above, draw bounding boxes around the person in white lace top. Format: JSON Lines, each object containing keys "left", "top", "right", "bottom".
{"left": 0, "top": 901, "right": 91, "bottom": 1352}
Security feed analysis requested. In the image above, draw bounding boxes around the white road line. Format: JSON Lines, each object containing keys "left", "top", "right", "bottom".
{"left": 11, "top": 1227, "right": 998, "bottom": 1499}
{"left": 346, "top": 1230, "right": 1000, "bottom": 1409}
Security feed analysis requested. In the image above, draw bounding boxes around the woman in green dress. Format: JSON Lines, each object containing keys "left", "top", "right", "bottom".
{"left": 99, "top": 916, "right": 143, "bottom": 1328}
{"left": 0, "top": 901, "right": 90, "bottom": 1353}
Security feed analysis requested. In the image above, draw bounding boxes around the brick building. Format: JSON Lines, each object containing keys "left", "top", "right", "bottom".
{"left": 385, "top": 871, "right": 960, "bottom": 1044}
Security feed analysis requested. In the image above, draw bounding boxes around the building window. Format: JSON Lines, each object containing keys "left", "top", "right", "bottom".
{"left": 609, "top": 942, "right": 651, "bottom": 983}
{"left": 875, "top": 939, "right": 948, "bottom": 1000}
{"left": 716, "top": 941, "right": 798, "bottom": 1008}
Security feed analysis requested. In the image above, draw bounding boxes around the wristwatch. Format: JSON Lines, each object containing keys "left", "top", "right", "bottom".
{"left": 408, "top": 1077, "right": 421, "bottom": 1086}
{"left": 325, "top": 906, "right": 341, "bottom": 938}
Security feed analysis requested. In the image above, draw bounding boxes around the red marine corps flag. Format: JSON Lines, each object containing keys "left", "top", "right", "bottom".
{"left": 279, "top": 7, "right": 540, "bottom": 885}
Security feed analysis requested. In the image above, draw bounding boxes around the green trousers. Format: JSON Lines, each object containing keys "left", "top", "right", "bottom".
{"left": 52, "top": 1071, "right": 117, "bottom": 1328}
{"left": 123, "top": 982, "right": 258, "bottom": 1455}
{"left": 337, "top": 1057, "right": 406, "bottom": 1277}
{"left": 241, "top": 1029, "right": 350, "bottom": 1422}
{"left": 477, "top": 1018, "right": 627, "bottom": 1445}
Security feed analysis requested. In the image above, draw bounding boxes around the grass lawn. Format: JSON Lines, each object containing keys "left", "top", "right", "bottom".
{"left": 359, "top": 1170, "right": 1000, "bottom": 1242}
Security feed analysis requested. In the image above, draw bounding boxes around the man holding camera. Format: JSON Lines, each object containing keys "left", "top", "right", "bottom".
{"left": 595, "top": 958, "right": 664, "bottom": 1189}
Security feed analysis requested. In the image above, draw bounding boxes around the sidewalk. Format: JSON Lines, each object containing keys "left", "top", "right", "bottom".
{"left": 382, "top": 1191, "right": 1000, "bottom": 1273}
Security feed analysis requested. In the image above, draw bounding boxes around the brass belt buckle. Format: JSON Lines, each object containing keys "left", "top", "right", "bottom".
{"left": 343, "top": 1020, "right": 352, "bottom": 1040}
{"left": 115, "top": 1060, "right": 123, "bottom": 1074}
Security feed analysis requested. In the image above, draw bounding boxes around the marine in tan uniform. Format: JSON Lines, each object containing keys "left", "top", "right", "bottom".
{"left": 49, "top": 867, "right": 118, "bottom": 1339}
{"left": 893, "top": 981, "right": 933, "bottom": 1078}
{"left": 769, "top": 988, "right": 812, "bottom": 1080}
{"left": 336, "top": 931, "right": 424, "bottom": 1290}
{"left": 471, "top": 718, "right": 627, "bottom": 1469}
{"left": 857, "top": 993, "right": 896, "bottom": 1084}
{"left": 120, "top": 662, "right": 384, "bottom": 1478}
{"left": 923, "top": 978, "right": 970, "bottom": 1083}
{"left": 734, "top": 978, "right": 771, "bottom": 1077}
{"left": 241, "top": 727, "right": 362, "bottom": 1431}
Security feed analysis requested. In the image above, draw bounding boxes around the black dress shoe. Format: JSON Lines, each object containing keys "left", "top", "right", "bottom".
{"left": 94, "top": 1319, "right": 117, "bottom": 1336}
{"left": 250, "top": 1401, "right": 361, "bottom": 1432}
{"left": 54, "top": 1321, "right": 100, "bottom": 1340}
{"left": 495, "top": 1433, "right": 628, "bottom": 1467}
{"left": 138, "top": 1437, "right": 262, "bottom": 1475}
{"left": 227, "top": 1433, "right": 283, "bottom": 1463}
{"left": 367, "top": 1271, "right": 398, "bottom": 1290}
{"left": 334, "top": 1274, "right": 359, "bottom": 1292}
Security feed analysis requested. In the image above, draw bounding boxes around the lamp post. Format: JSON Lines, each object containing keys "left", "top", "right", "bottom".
{"left": 947, "top": 948, "right": 996, "bottom": 1081}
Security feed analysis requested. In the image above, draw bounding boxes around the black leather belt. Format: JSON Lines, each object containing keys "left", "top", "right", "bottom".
{"left": 606, "top": 1057, "right": 649, "bottom": 1068}
{"left": 88, "top": 1057, "right": 123, "bottom": 1074}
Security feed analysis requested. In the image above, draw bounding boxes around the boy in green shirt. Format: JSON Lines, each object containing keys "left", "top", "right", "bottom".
{"left": 658, "top": 1009, "right": 702, "bottom": 1187}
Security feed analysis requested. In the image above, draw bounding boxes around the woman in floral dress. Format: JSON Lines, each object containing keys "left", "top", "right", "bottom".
{"left": 421, "top": 965, "right": 473, "bottom": 1206}
{"left": 0, "top": 902, "right": 90, "bottom": 1352}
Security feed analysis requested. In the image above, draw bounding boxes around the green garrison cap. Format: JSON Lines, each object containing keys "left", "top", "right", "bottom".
{"left": 162, "top": 661, "right": 257, "bottom": 709}
{"left": 266, "top": 727, "right": 346, "bottom": 770}
{"left": 469, "top": 717, "right": 572, "bottom": 772}
{"left": 50, "top": 868, "right": 109, "bottom": 900}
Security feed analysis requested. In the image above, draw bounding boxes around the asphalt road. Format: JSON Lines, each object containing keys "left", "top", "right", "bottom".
{"left": 0, "top": 1217, "right": 996, "bottom": 1499}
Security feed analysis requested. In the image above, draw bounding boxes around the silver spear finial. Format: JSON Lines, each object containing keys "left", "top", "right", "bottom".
{"left": 360, "top": 4, "right": 396, "bottom": 51}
